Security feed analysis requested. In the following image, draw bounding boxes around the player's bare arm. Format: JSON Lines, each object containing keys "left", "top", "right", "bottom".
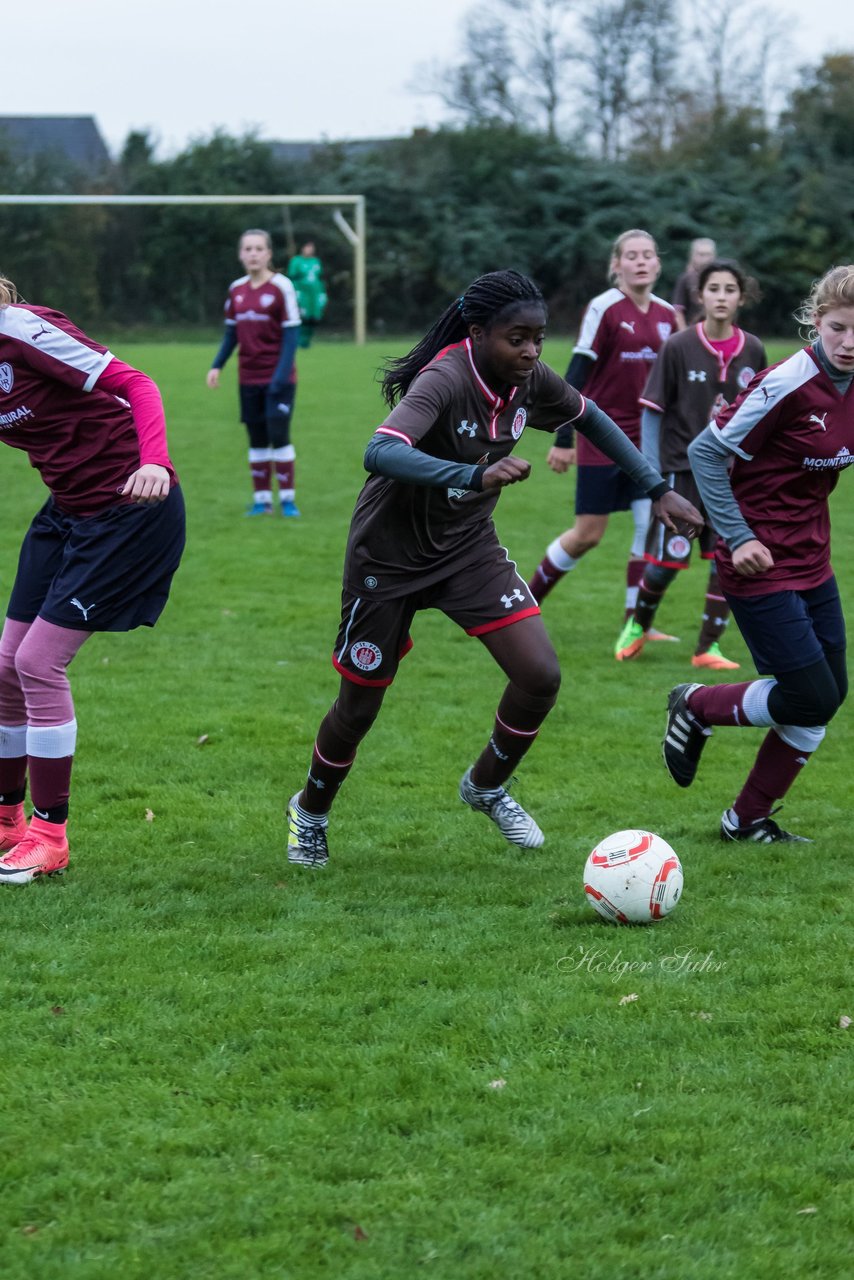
{"left": 545, "top": 445, "right": 576, "bottom": 473}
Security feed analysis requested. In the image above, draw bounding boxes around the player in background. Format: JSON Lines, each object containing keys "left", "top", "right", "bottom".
{"left": 662, "top": 264, "right": 854, "bottom": 843}
{"left": 616, "top": 259, "right": 767, "bottom": 666}
{"left": 285, "top": 270, "right": 702, "bottom": 867}
{"left": 0, "top": 275, "right": 185, "bottom": 884}
{"left": 206, "top": 229, "right": 302, "bottom": 516}
{"left": 287, "top": 240, "right": 327, "bottom": 349}
{"left": 528, "top": 229, "right": 679, "bottom": 647}
{"left": 671, "top": 238, "right": 717, "bottom": 331}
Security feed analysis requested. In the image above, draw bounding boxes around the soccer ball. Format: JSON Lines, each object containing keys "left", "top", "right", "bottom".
{"left": 583, "top": 829, "right": 683, "bottom": 924}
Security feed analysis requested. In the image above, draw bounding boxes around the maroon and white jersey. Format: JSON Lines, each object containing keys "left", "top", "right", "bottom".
{"left": 574, "top": 287, "right": 675, "bottom": 465}
{"left": 640, "top": 324, "right": 767, "bottom": 473}
{"left": 0, "top": 304, "right": 153, "bottom": 515}
{"left": 712, "top": 346, "right": 854, "bottom": 596}
{"left": 223, "top": 272, "right": 300, "bottom": 385}
{"left": 344, "top": 339, "right": 585, "bottom": 597}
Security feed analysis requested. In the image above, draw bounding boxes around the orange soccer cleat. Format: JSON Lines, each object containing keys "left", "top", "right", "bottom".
{"left": 0, "top": 826, "right": 69, "bottom": 885}
{"left": 691, "top": 643, "right": 740, "bottom": 671}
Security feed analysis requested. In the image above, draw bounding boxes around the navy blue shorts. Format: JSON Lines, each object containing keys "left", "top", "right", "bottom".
{"left": 725, "top": 576, "right": 846, "bottom": 675}
{"left": 239, "top": 384, "right": 296, "bottom": 427}
{"left": 575, "top": 464, "right": 646, "bottom": 516}
{"left": 6, "top": 487, "right": 186, "bottom": 632}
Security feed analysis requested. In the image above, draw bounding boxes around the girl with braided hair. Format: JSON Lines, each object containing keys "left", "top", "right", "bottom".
{"left": 286, "top": 270, "right": 701, "bottom": 867}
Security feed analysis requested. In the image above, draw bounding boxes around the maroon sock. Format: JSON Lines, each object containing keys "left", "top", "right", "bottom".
{"left": 471, "top": 685, "right": 557, "bottom": 789}
{"left": 528, "top": 556, "right": 565, "bottom": 603}
{"left": 275, "top": 458, "right": 295, "bottom": 498}
{"left": 635, "top": 574, "right": 665, "bottom": 633}
{"left": 733, "top": 730, "right": 811, "bottom": 825}
{"left": 28, "top": 755, "right": 73, "bottom": 823}
{"left": 624, "top": 559, "right": 645, "bottom": 622}
{"left": 687, "top": 681, "right": 756, "bottom": 727}
{"left": 0, "top": 756, "right": 27, "bottom": 801}
{"left": 696, "top": 570, "right": 731, "bottom": 655}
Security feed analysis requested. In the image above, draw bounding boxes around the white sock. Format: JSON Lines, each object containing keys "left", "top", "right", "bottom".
{"left": 546, "top": 537, "right": 578, "bottom": 572}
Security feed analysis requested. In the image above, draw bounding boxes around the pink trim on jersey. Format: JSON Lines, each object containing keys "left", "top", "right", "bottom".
{"left": 696, "top": 323, "right": 745, "bottom": 381}
{"left": 639, "top": 396, "right": 664, "bottom": 412}
{"left": 97, "top": 360, "right": 174, "bottom": 473}
{"left": 466, "top": 606, "right": 540, "bottom": 636}
{"left": 375, "top": 426, "right": 413, "bottom": 445}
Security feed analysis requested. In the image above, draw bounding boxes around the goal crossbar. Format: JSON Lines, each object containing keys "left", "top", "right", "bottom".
{"left": 0, "top": 193, "right": 367, "bottom": 343}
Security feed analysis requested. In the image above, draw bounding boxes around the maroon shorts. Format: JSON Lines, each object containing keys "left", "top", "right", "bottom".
{"left": 643, "top": 470, "right": 715, "bottom": 569}
{"left": 332, "top": 547, "right": 540, "bottom": 685}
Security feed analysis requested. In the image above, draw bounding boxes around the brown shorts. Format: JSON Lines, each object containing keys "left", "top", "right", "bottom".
{"left": 332, "top": 547, "right": 540, "bottom": 685}
{"left": 643, "top": 470, "right": 716, "bottom": 569}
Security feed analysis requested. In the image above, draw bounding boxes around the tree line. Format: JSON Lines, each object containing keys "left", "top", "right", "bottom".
{"left": 0, "top": 49, "right": 851, "bottom": 338}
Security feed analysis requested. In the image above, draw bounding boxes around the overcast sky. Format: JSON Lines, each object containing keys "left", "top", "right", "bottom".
{"left": 10, "top": 1, "right": 854, "bottom": 156}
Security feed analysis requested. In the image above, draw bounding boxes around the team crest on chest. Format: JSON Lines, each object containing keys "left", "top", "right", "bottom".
{"left": 738, "top": 366, "right": 756, "bottom": 389}
{"left": 657, "top": 322, "right": 673, "bottom": 342}
{"left": 0, "top": 363, "right": 13, "bottom": 394}
{"left": 260, "top": 293, "right": 276, "bottom": 308}
{"left": 511, "top": 407, "right": 527, "bottom": 439}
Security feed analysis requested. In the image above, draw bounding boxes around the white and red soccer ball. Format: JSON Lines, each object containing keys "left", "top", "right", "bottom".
{"left": 583, "top": 829, "right": 683, "bottom": 924}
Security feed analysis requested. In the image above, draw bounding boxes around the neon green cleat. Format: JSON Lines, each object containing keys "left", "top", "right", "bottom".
{"left": 615, "top": 618, "right": 646, "bottom": 661}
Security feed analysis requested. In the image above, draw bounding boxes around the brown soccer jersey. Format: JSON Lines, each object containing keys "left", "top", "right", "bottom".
{"left": 640, "top": 324, "right": 767, "bottom": 474}
{"left": 343, "top": 339, "right": 585, "bottom": 598}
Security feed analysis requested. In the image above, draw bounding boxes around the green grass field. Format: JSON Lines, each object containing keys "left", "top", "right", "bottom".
{"left": 1, "top": 336, "right": 851, "bottom": 1280}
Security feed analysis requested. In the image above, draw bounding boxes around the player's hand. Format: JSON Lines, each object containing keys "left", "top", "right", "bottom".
{"left": 652, "top": 491, "right": 704, "bottom": 538}
{"left": 481, "top": 457, "right": 532, "bottom": 489}
{"left": 206, "top": 368, "right": 220, "bottom": 389}
{"left": 546, "top": 445, "right": 576, "bottom": 473}
{"left": 732, "top": 539, "right": 774, "bottom": 576}
{"left": 121, "top": 464, "right": 171, "bottom": 504}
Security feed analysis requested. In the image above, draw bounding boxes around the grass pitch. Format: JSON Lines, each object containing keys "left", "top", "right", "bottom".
{"left": 0, "top": 336, "right": 851, "bottom": 1280}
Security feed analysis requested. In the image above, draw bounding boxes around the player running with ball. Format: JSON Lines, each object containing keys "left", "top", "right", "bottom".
{"left": 286, "top": 270, "right": 701, "bottom": 867}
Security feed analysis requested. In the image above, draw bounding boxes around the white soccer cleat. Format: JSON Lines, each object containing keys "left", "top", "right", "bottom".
{"left": 459, "top": 767, "right": 544, "bottom": 849}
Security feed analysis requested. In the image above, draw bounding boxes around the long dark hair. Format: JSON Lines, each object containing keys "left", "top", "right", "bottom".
{"left": 381, "top": 269, "right": 546, "bottom": 407}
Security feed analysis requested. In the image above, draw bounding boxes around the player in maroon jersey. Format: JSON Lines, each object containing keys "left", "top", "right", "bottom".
{"left": 284, "top": 270, "right": 702, "bottom": 867}
{"left": 616, "top": 259, "right": 767, "bottom": 666}
{"left": 0, "top": 275, "right": 185, "bottom": 883}
{"left": 206, "top": 229, "right": 302, "bottom": 516}
{"left": 528, "top": 229, "right": 680, "bottom": 648}
{"left": 662, "top": 264, "right": 854, "bottom": 843}
{"left": 671, "top": 238, "right": 717, "bottom": 331}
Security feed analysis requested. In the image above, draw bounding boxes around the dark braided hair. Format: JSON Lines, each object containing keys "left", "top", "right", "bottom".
{"left": 381, "top": 269, "right": 546, "bottom": 407}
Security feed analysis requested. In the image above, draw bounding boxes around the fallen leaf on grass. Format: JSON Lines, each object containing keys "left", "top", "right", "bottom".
{"left": 838, "top": 1015, "right": 851, "bottom": 1029}
{"left": 144, "top": 809, "right": 155, "bottom": 823}
{"left": 619, "top": 993, "right": 639, "bottom": 1005}
{"left": 488, "top": 1078, "right": 507, "bottom": 1090}
{"left": 21, "top": 1224, "right": 39, "bottom": 1236}
{"left": 50, "top": 1006, "right": 65, "bottom": 1016}
{"left": 196, "top": 734, "right": 210, "bottom": 747}
{"left": 796, "top": 1206, "right": 818, "bottom": 1215}
{"left": 353, "top": 1225, "right": 368, "bottom": 1241}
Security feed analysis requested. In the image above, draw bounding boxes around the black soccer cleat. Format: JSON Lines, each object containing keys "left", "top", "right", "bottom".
{"left": 720, "top": 806, "right": 812, "bottom": 844}
{"left": 662, "top": 682, "right": 712, "bottom": 788}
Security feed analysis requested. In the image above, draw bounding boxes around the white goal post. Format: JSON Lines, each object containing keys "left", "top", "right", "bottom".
{"left": 0, "top": 193, "right": 367, "bottom": 343}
